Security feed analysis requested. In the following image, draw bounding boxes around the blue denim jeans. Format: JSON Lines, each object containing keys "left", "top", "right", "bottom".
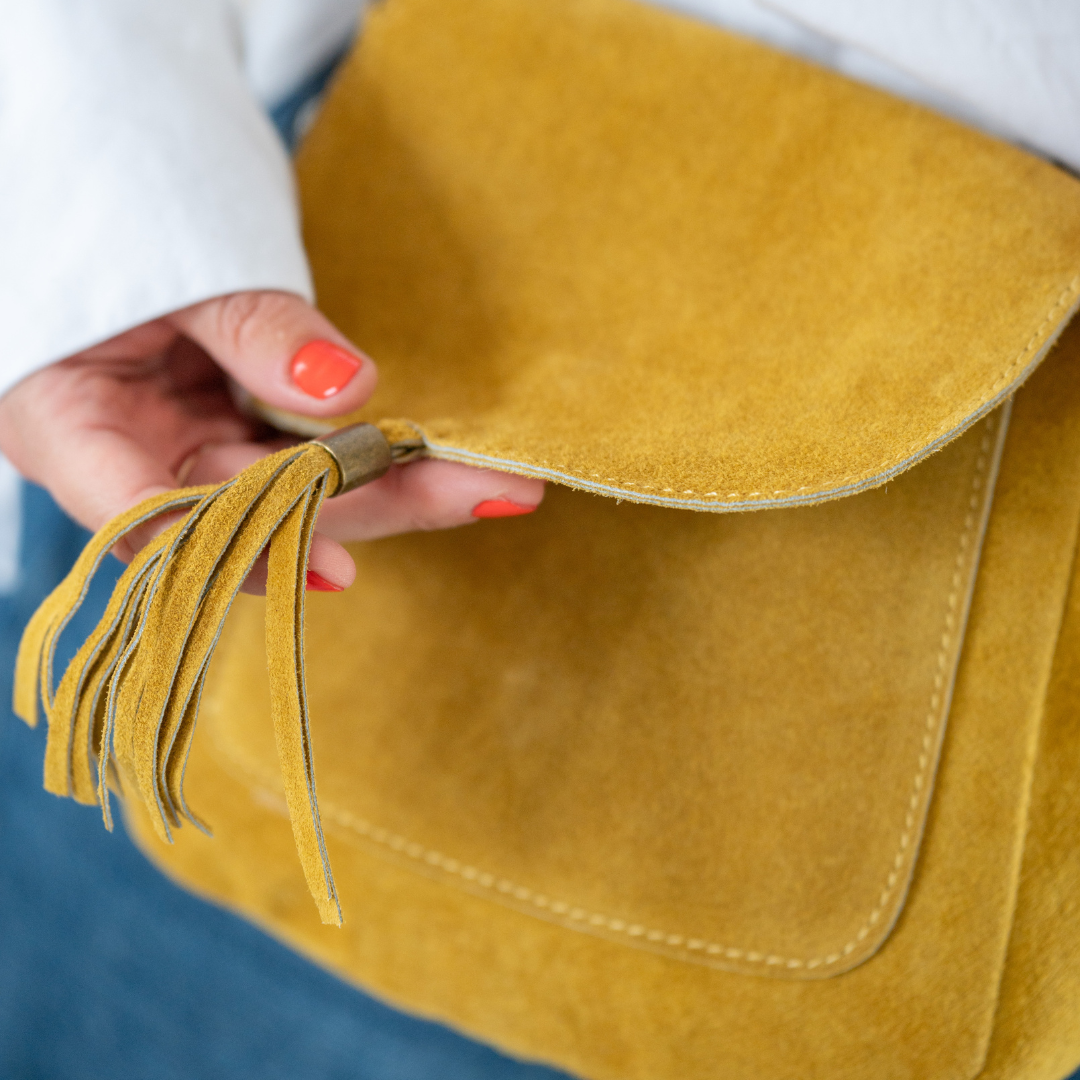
{"left": 0, "top": 482, "right": 573, "bottom": 1080}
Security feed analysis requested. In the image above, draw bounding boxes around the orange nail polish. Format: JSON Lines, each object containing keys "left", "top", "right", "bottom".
{"left": 306, "top": 570, "right": 344, "bottom": 592}
{"left": 472, "top": 499, "right": 537, "bottom": 519}
{"left": 290, "top": 340, "right": 361, "bottom": 399}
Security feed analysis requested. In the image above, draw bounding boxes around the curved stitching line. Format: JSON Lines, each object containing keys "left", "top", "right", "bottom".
{"left": 210, "top": 417, "right": 997, "bottom": 971}
{"left": 419, "top": 275, "right": 1078, "bottom": 512}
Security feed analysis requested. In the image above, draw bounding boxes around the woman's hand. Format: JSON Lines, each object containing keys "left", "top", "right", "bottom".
{"left": 0, "top": 290, "right": 544, "bottom": 590}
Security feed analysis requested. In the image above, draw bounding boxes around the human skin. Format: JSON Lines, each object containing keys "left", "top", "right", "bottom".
{"left": 0, "top": 290, "right": 545, "bottom": 591}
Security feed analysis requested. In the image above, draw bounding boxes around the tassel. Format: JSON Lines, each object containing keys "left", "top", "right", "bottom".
{"left": 13, "top": 424, "right": 395, "bottom": 926}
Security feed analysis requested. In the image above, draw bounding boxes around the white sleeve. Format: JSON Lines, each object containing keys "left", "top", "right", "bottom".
{"left": 0, "top": 0, "right": 314, "bottom": 398}
{"left": 244, "top": 0, "right": 362, "bottom": 109}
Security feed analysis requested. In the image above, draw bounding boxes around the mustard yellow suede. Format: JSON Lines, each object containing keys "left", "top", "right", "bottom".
{"left": 15, "top": 447, "right": 347, "bottom": 925}
{"left": 978, "top": 514, "right": 1080, "bottom": 1080}
{"left": 205, "top": 411, "right": 1005, "bottom": 977}
{"left": 20, "top": 0, "right": 1080, "bottom": 1075}
{"left": 291, "top": 0, "right": 1080, "bottom": 511}
{"left": 122, "top": 328, "right": 1080, "bottom": 1080}
{"left": 13, "top": 487, "right": 212, "bottom": 733}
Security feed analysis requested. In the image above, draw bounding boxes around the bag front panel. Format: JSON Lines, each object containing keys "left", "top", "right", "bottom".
{"left": 979, "top": 497, "right": 1080, "bottom": 1080}
{"left": 114, "top": 0, "right": 1080, "bottom": 1073}
{"left": 209, "top": 412, "right": 1001, "bottom": 976}
{"left": 127, "top": 334, "right": 1080, "bottom": 1080}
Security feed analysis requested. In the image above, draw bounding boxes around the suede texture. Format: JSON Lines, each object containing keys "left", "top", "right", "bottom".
{"left": 205, "top": 412, "right": 1006, "bottom": 978}
{"left": 24, "top": 0, "right": 1080, "bottom": 1075}
{"left": 15, "top": 447, "right": 349, "bottom": 926}
{"left": 979, "top": 514, "right": 1080, "bottom": 1080}
{"left": 289, "top": 0, "right": 1080, "bottom": 511}
{"left": 122, "top": 331, "right": 1080, "bottom": 1079}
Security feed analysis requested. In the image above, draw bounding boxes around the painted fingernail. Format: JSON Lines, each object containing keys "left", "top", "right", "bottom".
{"left": 306, "top": 570, "right": 344, "bottom": 592}
{"left": 471, "top": 499, "right": 537, "bottom": 519}
{"left": 290, "top": 340, "right": 362, "bottom": 399}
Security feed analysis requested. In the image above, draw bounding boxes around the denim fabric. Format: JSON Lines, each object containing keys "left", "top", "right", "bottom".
{"left": 269, "top": 48, "right": 348, "bottom": 151}
{"left": 0, "top": 483, "right": 573, "bottom": 1080}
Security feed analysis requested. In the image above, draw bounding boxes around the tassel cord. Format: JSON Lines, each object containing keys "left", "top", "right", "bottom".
{"left": 122, "top": 450, "right": 317, "bottom": 837}
{"left": 266, "top": 472, "right": 342, "bottom": 924}
{"left": 14, "top": 488, "right": 214, "bottom": 729}
{"left": 11, "top": 430, "right": 400, "bottom": 926}
{"left": 151, "top": 456, "right": 332, "bottom": 836}
{"left": 15, "top": 443, "right": 349, "bottom": 925}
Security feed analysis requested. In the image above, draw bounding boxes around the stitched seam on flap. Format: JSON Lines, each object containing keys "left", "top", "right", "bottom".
{"left": 210, "top": 417, "right": 998, "bottom": 972}
{"left": 421, "top": 275, "right": 1078, "bottom": 511}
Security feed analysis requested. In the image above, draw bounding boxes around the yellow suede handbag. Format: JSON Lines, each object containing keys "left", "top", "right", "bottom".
{"left": 17, "top": 0, "right": 1080, "bottom": 1077}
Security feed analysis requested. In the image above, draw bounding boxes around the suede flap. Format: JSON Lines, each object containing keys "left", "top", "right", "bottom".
{"left": 284, "top": 0, "right": 1080, "bottom": 510}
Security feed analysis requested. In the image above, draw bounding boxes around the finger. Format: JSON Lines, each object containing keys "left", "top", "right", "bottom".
{"left": 316, "top": 459, "right": 546, "bottom": 543}
{"left": 0, "top": 337, "right": 255, "bottom": 535}
{"left": 70, "top": 319, "right": 178, "bottom": 365}
{"left": 24, "top": 421, "right": 216, "bottom": 566}
{"left": 238, "top": 533, "right": 356, "bottom": 597}
{"left": 178, "top": 440, "right": 288, "bottom": 485}
{"left": 182, "top": 447, "right": 544, "bottom": 583}
{"left": 12, "top": 421, "right": 183, "bottom": 563}
{"left": 184, "top": 441, "right": 357, "bottom": 595}
{"left": 0, "top": 382, "right": 243, "bottom": 535}
{"left": 14, "top": 421, "right": 179, "bottom": 535}
{"left": 254, "top": 462, "right": 541, "bottom": 593}
{"left": 169, "top": 291, "right": 377, "bottom": 421}
{"left": 112, "top": 507, "right": 189, "bottom": 565}
{"left": 183, "top": 446, "right": 546, "bottom": 544}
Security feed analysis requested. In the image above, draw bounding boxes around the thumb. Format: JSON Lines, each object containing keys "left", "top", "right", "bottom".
{"left": 168, "top": 291, "right": 377, "bottom": 420}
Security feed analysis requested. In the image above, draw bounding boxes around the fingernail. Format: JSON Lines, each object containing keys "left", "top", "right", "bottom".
{"left": 306, "top": 570, "right": 345, "bottom": 592}
{"left": 471, "top": 499, "right": 537, "bottom": 519}
{"left": 290, "top": 340, "right": 362, "bottom": 399}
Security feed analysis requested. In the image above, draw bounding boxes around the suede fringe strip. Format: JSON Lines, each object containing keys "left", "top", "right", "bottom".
{"left": 12, "top": 444, "right": 345, "bottom": 926}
